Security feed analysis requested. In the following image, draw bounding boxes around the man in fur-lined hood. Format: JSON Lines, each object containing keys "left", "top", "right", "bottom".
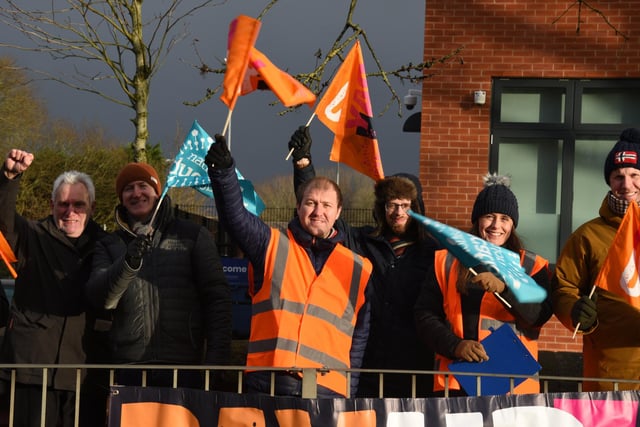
{"left": 371, "top": 174, "right": 427, "bottom": 243}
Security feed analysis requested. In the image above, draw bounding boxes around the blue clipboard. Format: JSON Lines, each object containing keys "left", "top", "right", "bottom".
{"left": 448, "top": 323, "right": 541, "bottom": 396}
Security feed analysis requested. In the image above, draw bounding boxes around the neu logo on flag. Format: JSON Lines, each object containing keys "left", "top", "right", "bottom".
{"left": 614, "top": 151, "right": 638, "bottom": 165}
{"left": 595, "top": 202, "right": 640, "bottom": 308}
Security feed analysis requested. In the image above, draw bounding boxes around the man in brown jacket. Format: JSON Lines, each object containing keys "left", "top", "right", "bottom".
{"left": 553, "top": 128, "right": 640, "bottom": 391}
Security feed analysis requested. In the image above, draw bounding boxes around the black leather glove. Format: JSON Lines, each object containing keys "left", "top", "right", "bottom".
{"left": 205, "top": 134, "right": 232, "bottom": 169}
{"left": 288, "top": 125, "right": 312, "bottom": 162}
{"left": 571, "top": 292, "right": 598, "bottom": 331}
{"left": 125, "top": 234, "right": 151, "bottom": 269}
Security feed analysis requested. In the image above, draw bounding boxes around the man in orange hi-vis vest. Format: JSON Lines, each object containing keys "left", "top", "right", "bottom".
{"left": 553, "top": 128, "right": 640, "bottom": 391}
{"left": 206, "top": 134, "right": 372, "bottom": 398}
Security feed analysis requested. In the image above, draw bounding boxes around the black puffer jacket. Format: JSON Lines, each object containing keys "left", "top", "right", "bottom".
{"left": 0, "top": 173, "right": 108, "bottom": 391}
{"left": 295, "top": 163, "right": 438, "bottom": 397}
{"left": 0, "top": 281, "right": 7, "bottom": 328}
{"left": 85, "top": 196, "right": 232, "bottom": 365}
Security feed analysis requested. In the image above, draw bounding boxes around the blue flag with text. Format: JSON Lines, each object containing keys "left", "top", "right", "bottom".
{"left": 163, "top": 120, "right": 265, "bottom": 216}
{"left": 408, "top": 210, "right": 547, "bottom": 303}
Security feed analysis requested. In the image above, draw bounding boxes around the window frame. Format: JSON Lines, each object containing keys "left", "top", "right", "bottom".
{"left": 489, "top": 78, "right": 640, "bottom": 259}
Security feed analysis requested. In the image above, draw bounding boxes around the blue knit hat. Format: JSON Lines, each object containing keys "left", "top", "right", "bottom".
{"left": 604, "top": 128, "right": 640, "bottom": 185}
{"left": 471, "top": 173, "right": 519, "bottom": 228}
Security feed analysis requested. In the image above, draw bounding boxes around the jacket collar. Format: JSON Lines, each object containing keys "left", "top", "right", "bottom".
{"left": 288, "top": 216, "right": 344, "bottom": 251}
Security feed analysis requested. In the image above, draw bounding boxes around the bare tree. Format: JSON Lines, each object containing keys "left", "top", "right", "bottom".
{"left": 0, "top": 0, "right": 223, "bottom": 163}
{"left": 0, "top": 0, "right": 460, "bottom": 166}
{"left": 553, "top": 0, "right": 629, "bottom": 39}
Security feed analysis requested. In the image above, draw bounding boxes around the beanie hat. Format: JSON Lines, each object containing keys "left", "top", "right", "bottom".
{"left": 603, "top": 128, "right": 640, "bottom": 185}
{"left": 115, "top": 162, "right": 162, "bottom": 201}
{"left": 471, "top": 173, "right": 519, "bottom": 228}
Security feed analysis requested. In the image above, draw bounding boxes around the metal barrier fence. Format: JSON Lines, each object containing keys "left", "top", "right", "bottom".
{"left": 2, "top": 363, "right": 640, "bottom": 427}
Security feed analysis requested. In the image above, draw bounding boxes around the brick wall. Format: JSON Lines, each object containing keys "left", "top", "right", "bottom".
{"left": 421, "top": 0, "right": 640, "bottom": 229}
{"left": 420, "top": 0, "right": 640, "bottom": 354}
{"left": 539, "top": 315, "right": 582, "bottom": 352}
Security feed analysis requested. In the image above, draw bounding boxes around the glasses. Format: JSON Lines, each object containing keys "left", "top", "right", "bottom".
{"left": 385, "top": 202, "right": 411, "bottom": 213}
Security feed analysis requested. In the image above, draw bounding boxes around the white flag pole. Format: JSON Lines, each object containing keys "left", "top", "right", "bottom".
{"left": 285, "top": 113, "right": 316, "bottom": 161}
{"left": 469, "top": 267, "right": 512, "bottom": 309}
{"left": 572, "top": 284, "right": 596, "bottom": 339}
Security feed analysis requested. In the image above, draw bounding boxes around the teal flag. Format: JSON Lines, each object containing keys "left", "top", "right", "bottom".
{"left": 408, "top": 210, "right": 547, "bottom": 303}
{"left": 163, "top": 120, "right": 265, "bottom": 216}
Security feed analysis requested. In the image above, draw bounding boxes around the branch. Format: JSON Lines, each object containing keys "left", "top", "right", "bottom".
{"left": 186, "top": 0, "right": 463, "bottom": 117}
{"left": 0, "top": 0, "right": 224, "bottom": 110}
{"left": 552, "top": 0, "right": 629, "bottom": 40}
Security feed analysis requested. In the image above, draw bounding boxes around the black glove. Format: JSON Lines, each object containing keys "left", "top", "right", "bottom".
{"left": 125, "top": 234, "right": 151, "bottom": 269}
{"left": 288, "top": 125, "right": 312, "bottom": 162}
{"left": 571, "top": 292, "right": 598, "bottom": 331}
{"left": 205, "top": 134, "right": 232, "bottom": 169}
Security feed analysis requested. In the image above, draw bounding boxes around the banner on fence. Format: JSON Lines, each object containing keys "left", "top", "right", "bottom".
{"left": 109, "top": 386, "right": 640, "bottom": 427}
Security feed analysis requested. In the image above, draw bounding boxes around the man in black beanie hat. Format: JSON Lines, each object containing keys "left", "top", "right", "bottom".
{"left": 553, "top": 127, "right": 640, "bottom": 391}
{"left": 287, "top": 125, "right": 438, "bottom": 398}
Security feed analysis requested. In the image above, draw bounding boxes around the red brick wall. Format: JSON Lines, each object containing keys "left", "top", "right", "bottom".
{"left": 421, "top": 0, "right": 640, "bottom": 227}
{"left": 420, "top": 0, "right": 640, "bottom": 352}
{"left": 539, "top": 316, "right": 583, "bottom": 352}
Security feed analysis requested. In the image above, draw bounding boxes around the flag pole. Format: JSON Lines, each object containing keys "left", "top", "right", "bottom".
{"left": 572, "top": 284, "right": 596, "bottom": 339}
{"left": 285, "top": 113, "right": 316, "bottom": 160}
{"left": 469, "top": 267, "right": 512, "bottom": 308}
{"left": 145, "top": 185, "right": 170, "bottom": 237}
{"left": 222, "top": 109, "right": 233, "bottom": 138}
{"left": 147, "top": 108, "right": 234, "bottom": 231}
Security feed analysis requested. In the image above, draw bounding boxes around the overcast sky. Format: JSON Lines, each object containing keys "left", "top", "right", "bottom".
{"left": 1, "top": 0, "right": 425, "bottom": 183}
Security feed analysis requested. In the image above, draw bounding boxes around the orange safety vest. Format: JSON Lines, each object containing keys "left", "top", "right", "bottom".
{"left": 246, "top": 228, "right": 372, "bottom": 396}
{"left": 433, "top": 249, "right": 548, "bottom": 394}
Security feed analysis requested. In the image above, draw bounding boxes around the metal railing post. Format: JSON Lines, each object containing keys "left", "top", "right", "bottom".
{"left": 301, "top": 368, "right": 317, "bottom": 399}
{"left": 40, "top": 368, "right": 47, "bottom": 427}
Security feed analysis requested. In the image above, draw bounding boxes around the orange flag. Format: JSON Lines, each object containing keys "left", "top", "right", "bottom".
{"left": 241, "top": 48, "right": 316, "bottom": 108}
{"left": 314, "top": 40, "right": 384, "bottom": 181}
{"left": 220, "top": 15, "right": 261, "bottom": 110}
{"left": 0, "top": 230, "right": 17, "bottom": 279}
{"left": 595, "top": 202, "right": 640, "bottom": 308}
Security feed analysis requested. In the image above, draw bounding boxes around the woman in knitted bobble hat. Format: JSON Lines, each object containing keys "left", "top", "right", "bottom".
{"left": 415, "top": 173, "right": 553, "bottom": 396}
{"left": 471, "top": 174, "right": 520, "bottom": 244}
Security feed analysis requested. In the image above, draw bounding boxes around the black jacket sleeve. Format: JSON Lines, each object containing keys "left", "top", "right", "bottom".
{"left": 0, "top": 282, "right": 8, "bottom": 327}
{"left": 192, "top": 226, "right": 232, "bottom": 365}
{"left": 86, "top": 234, "right": 137, "bottom": 311}
{"left": 293, "top": 162, "right": 316, "bottom": 195}
{"left": 414, "top": 266, "right": 463, "bottom": 360}
{"left": 208, "top": 161, "right": 272, "bottom": 290}
{"left": 499, "top": 266, "right": 554, "bottom": 338}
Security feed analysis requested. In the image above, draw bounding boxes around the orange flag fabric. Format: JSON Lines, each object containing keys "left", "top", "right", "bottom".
{"left": 0, "top": 230, "right": 17, "bottom": 278}
{"left": 241, "top": 48, "right": 316, "bottom": 108}
{"left": 314, "top": 40, "right": 384, "bottom": 181}
{"left": 595, "top": 202, "right": 640, "bottom": 308}
{"left": 220, "top": 15, "right": 261, "bottom": 110}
